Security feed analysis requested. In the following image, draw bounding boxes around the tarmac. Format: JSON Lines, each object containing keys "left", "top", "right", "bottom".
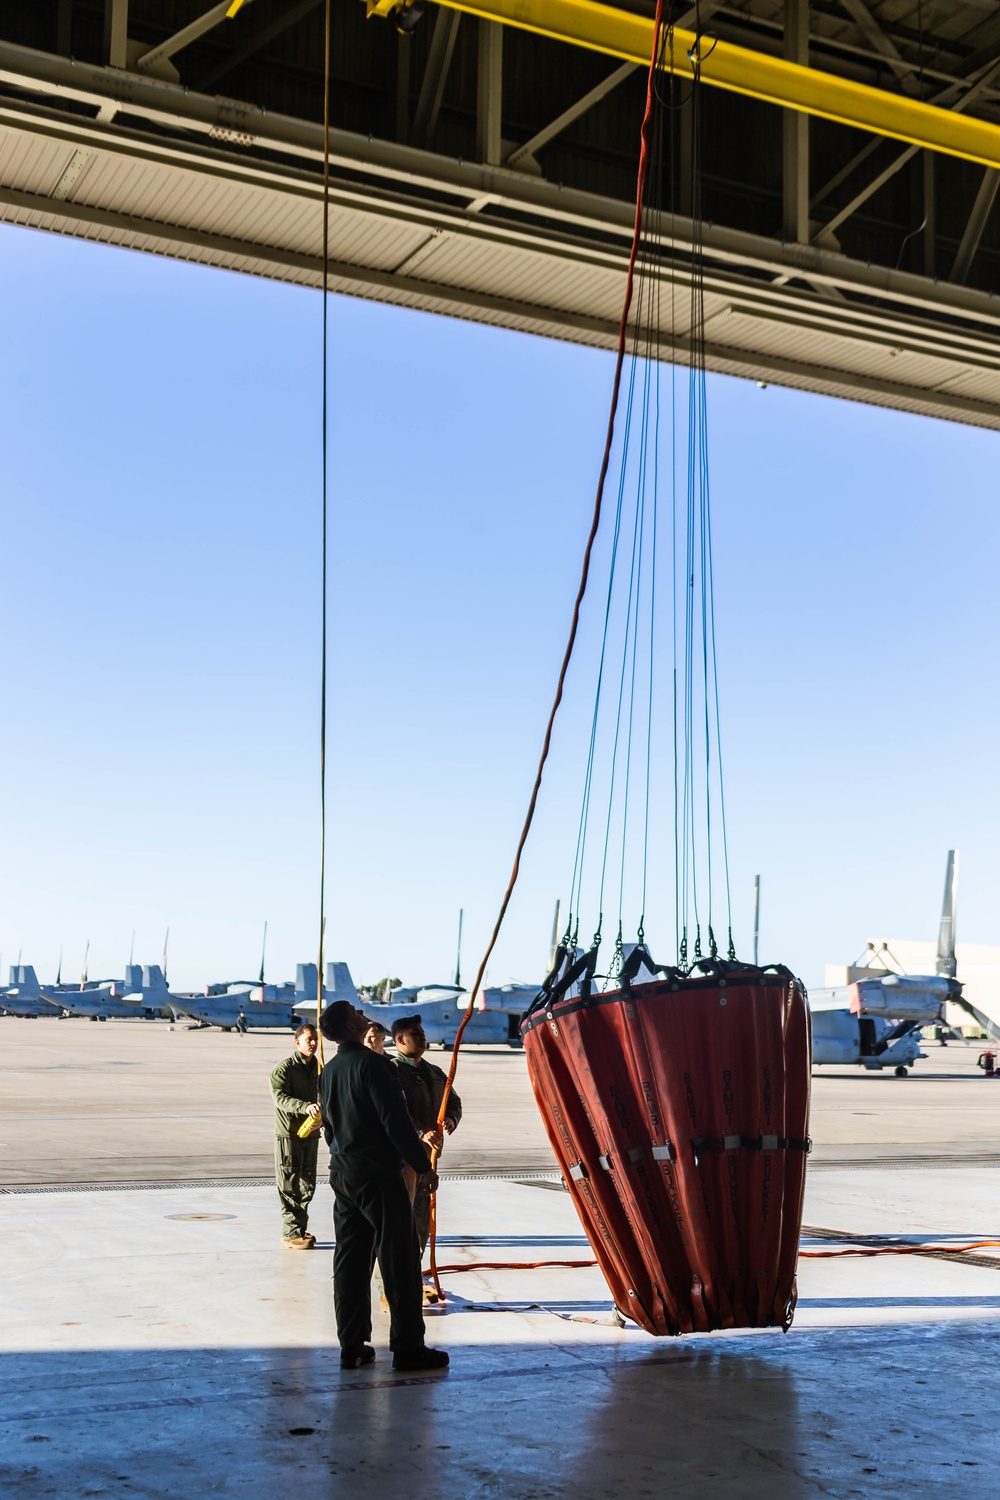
{"left": 4, "top": 1016, "right": 999, "bottom": 1185}
{"left": 2, "top": 1017, "right": 1000, "bottom": 1497}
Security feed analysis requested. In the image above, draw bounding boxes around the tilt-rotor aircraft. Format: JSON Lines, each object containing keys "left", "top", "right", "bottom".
{"left": 365, "top": 981, "right": 539, "bottom": 1047}
{"left": 364, "top": 905, "right": 566, "bottom": 1047}
{"left": 0, "top": 964, "right": 79, "bottom": 1017}
{"left": 809, "top": 852, "right": 1000, "bottom": 1075}
{"left": 56, "top": 964, "right": 176, "bottom": 1021}
{"left": 169, "top": 961, "right": 360, "bottom": 1031}
{"left": 2, "top": 963, "right": 177, "bottom": 1021}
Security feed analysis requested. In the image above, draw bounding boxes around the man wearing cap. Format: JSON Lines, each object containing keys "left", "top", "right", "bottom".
{"left": 269, "top": 1022, "right": 322, "bottom": 1249}
{"left": 364, "top": 1018, "right": 390, "bottom": 1055}
{"left": 390, "top": 1014, "right": 462, "bottom": 1289}
{"left": 319, "top": 999, "right": 449, "bottom": 1373}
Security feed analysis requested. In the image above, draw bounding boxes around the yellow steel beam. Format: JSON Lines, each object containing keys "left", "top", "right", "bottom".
{"left": 367, "top": 0, "right": 1000, "bottom": 172}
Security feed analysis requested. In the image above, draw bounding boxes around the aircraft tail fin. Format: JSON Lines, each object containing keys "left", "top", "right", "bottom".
{"left": 14, "top": 964, "right": 41, "bottom": 997}
{"left": 296, "top": 963, "right": 318, "bottom": 999}
{"left": 936, "top": 850, "right": 958, "bottom": 979}
{"left": 325, "top": 962, "right": 359, "bottom": 1002}
{"left": 141, "top": 964, "right": 169, "bottom": 995}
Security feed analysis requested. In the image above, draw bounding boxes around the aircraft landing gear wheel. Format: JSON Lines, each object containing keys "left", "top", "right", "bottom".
{"left": 894, "top": 1065, "right": 908, "bottom": 1077}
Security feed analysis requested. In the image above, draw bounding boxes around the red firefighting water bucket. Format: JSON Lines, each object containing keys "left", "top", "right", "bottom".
{"left": 520, "top": 952, "right": 811, "bottom": 1335}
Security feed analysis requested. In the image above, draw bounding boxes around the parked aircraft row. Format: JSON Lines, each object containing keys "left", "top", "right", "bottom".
{"left": 0, "top": 960, "right": 354, "bottom": 1027}
{"left": 0, "top": 959, "right": 537, "bottom": 1041}
{"left": 6, "top": 859, "right": 995, "bottom": 1067}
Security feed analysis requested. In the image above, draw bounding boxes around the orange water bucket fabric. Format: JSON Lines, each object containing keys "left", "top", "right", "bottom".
{"left": 520, "top": 955, "right": 811, "bottom": 1335}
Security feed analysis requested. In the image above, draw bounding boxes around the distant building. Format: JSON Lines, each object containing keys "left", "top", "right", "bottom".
{"left": 825, "top": 940, "right": 1000, "bottom": 1035}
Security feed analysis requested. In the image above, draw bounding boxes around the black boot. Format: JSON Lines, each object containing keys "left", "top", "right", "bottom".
{"left": 340, "top": 1345, "right": 376, "bottom": 1369}
{"left": 392, "top": 1347, "right": 449, "bottom": 1371}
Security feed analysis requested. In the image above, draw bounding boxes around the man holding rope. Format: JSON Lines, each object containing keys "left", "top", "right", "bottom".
{"left": 391, "top": 1014, "right": 462, "bottom": 1298}
{"left": 319, "top": 1000, "right": 449, "bottom": 1372}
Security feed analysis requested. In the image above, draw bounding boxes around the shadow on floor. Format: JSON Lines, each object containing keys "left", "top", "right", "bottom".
{"left": 3, "top": 1323, "right": 1000, "bottom": 1498}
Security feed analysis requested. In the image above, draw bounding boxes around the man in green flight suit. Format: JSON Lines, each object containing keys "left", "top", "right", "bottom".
{"left": 270, "top": 1022, "right": 322, "bottom": 1248}
{"left": 390, "top": 1014, "right": 462, "bottom": 1291}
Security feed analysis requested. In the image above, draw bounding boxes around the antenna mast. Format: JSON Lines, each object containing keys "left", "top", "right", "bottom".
{"left": 259, "top": 921, "right": 268, "bottom": 988}
{"left": 752, "top": 876, "right": 760, "bottom": 966}
{"left": 455, "top": 909, "right": 464, "bottom": 988}
{"left": 162, "top": 927, "right": 170, "bottom": 986}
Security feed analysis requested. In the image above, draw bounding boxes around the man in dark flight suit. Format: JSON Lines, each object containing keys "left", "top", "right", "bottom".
{"left": 390, "top": 1014, "right": 462, "bottom": 1291}
{"left": 319, "top": 1000, "right": 450, "bottom": 1373}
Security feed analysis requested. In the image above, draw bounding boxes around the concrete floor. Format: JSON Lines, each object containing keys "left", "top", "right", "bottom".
{"left": 0, "top": 1018, "right": 557, "bottom": 1184}
{"left": 2, "top": 1172, "right": 1000, "bottom": 1498}
{"left": 2, "top": 1017, "right": 999, "bottom": 1186}
{"left": 4, "top": 1016, "right": 1000, "bottom": 1497}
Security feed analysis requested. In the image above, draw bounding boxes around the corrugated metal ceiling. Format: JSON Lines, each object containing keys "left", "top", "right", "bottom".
{"left": 0, "top": 6, "right": 999, "bottom": 429}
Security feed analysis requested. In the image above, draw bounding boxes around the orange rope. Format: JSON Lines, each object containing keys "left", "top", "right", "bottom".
{"left": 426, "top": 1240, "right": 1000, "bottom": 1285}
{"left": 426, "top": 0, "right": 670, "bottom": 1302}
{"left": 799, "top": 1240, "right": 1000, "bottom": 1259}
{"left": 434, "top": 1259, "right": 598, "bottom": 1274}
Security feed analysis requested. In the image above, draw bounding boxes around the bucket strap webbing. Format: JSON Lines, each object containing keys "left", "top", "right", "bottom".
{"left": 692, "top": 1134, "right": 812, "bottom": 1160}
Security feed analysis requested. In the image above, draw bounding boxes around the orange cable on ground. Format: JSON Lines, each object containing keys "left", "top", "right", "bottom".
{"left": 434, "top": 1259, "right": 599, "bottom": 1274}
{"left": 798, "top": 1240, "right": 1000, "bottom": 1259}
{"left": 429, "top": 1240, "right": 1000, "bottom": 1281}
{"left": 425, "top": 0, "right": 670, "bottom": 1302}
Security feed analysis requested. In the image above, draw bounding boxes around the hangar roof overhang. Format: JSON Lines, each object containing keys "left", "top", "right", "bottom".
{"left": 2, "top": 2, "right": 1000, "bottom": 429}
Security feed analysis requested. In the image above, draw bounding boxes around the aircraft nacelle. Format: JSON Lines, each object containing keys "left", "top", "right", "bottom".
{"left": 811, "top": 974, "right": 955, "bottom": 1024}
{"left": 477, "top": 983, "right": 540, "bottom": 1013}
{"left": 811, "top": 1008, "right": 925, "bottom": 1071}
{"left": 363, "top": 994, "right": 521, "bottom": 1047}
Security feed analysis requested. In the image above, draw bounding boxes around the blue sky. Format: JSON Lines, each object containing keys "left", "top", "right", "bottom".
{"left": 1, "top": 221, "right": 998, "bottom": 992}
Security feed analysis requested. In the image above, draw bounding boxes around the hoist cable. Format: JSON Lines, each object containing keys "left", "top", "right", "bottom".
{"left": 565, "top": 301, "right": 656, "bottom": 936}
{"left": 641, "top": 313, "right": 660, "bottom": 941}
{"left": 684, "top": 6, "right": 733, "bottom": 958}
{"left": 565, "top": 419, "right": 634, "bottom": 937}
{"left": 615, "top": 195, "right": 658, "bottom": 942}
{"left": 426, "top": 0, "right": 670, "bottom": 1299}
{"left": 597, "top": 394, "right": 647, "bottom": 929}
{"left": 705, "top": 437, "right": 735, "bottom": 955}
{"left": 638, "top": 67, "right": 666, "bottom": 936}
{"left": 565, "top": 287, "right": 649, "bottom": 942}
{"left": 668, "top": 29, "right": 681, "bottom": 962}
{"left": 614, "top": 468, "right": 647, "bottom": 937}
{"left": 316, "top": 0, "right": 332, "bottom": 1064}
{"left": 610, "top": 254, "right": 659, "bottom": 939}
{"left": 587, "top": 20, "right": 669, "bottom": 948}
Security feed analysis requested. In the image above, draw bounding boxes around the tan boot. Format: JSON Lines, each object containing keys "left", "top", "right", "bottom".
{"left": 282, "top": 1236, "right": 314, "bottom": 1249}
